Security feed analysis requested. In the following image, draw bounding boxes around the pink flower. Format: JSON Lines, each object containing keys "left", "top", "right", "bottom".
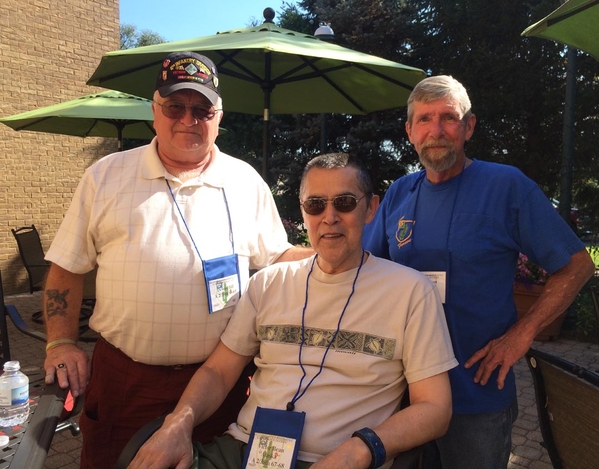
{"left": 515, "top": 253, "right": 549, "bottom": 287}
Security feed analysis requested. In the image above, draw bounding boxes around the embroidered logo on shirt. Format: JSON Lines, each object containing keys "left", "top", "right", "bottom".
{"left": 396, "top": 217, "right": 415, "bottom": 249}
{"left": 258, "top": 325, "right": 395, "bottom": 360}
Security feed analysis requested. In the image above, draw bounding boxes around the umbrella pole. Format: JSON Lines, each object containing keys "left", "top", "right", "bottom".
{"left": 263, "top": 114, "right": 269, "bottom": 183}
{"left": 262, "top": 52, "right": 272, "bottom": 184}
{"left": 117, "top": 125, "right": 123, "bottom": 151}
{"left": 559, "top": 47, "right": 577, "bottom": 228}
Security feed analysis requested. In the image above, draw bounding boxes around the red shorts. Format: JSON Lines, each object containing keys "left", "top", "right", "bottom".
{"left": 79, "top": 337, "right": 253, "bottom": 469}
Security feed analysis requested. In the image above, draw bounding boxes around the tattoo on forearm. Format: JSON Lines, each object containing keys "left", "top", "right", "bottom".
{"left": 46, "top": 289, "right": 70, "bottom": 319}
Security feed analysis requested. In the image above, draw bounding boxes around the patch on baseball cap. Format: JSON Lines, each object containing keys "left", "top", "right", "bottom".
{"left": 155, "top": 52, "right": 220, "bottom": 104}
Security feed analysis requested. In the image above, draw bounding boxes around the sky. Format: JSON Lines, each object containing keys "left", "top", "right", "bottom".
{"left": 120, "top": 1, "right": 296, "bottom": 42}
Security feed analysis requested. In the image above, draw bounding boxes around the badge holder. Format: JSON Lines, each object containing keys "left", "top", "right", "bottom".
{"left": 242, "top": 407, "right": 306, "bottom": 469}
{"left": 166, "top": 181, "right": 241, "bottom": 314}
{"left": 203, "top": 253, "right": 241, "bottom": 314}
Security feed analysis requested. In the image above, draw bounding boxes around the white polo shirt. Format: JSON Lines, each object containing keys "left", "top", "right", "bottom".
{"left": 46, "top": 140, "right": 292, "bottom": 365}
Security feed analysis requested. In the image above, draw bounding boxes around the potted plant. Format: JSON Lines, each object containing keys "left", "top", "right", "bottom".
{"left": 513, "top": 253, "right": 564, "bottom": 341}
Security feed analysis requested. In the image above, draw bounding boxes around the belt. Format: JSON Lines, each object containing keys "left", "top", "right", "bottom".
{"left": 99, "top": 336, "right": 205, "bottom": 371}
{"left": 168, "top": 363, "right": 203, "bottom": 371}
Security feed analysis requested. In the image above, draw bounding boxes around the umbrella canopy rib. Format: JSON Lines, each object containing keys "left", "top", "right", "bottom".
{"left": 101, "top": 60, "right": 165, "bottom": 85}
{"left": 548, "top": 0, "right": 599, "bottom": 25}
{"left": 214, "top": 51, "right": 264, "bottom": 85}
{"left": 11, "top": 116, "right": 52, "bottom": 132}
{"left": 522, "top": 0, "right": 599, "bottom": 60}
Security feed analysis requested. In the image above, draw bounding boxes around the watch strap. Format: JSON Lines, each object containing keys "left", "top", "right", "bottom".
{"left": 351, "top": 427, "right": 386, "bottom": 469}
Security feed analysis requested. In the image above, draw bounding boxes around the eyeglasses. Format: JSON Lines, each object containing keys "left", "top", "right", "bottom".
{"left": 154, "top": 101, "right": 222, "bottom": 121}
{"left": 300, "top": 195, "right": 367, "bottom": 216}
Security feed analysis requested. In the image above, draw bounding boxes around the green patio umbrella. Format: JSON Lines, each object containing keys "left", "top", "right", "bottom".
{"left": 86, "top": 8, "right": 426, "bottom": 177}
{"left": 0, "top": 90, "right": 155, "bottom": 151}
{"left": 522, "top": 0, "right": 599, "bottom": 60}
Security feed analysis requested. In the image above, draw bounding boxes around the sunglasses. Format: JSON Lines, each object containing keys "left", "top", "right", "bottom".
{"left": 300, "top": 195, "right": 367, "bottom": 216}
{"left": 154, "top": 101, "right": 222, "bottom": 121}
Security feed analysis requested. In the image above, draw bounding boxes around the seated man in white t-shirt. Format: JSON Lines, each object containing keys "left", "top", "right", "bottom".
{"left": 129, "top": 153, "right": 457, "bottom": 469}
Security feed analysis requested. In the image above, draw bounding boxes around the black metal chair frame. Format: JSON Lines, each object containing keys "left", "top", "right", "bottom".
{"left": 11, "top": 224, "right": 51, "bottom": 326}
{"left": 11, "top": 225, "right": 50, "bottom": 294}
{"left": 525, "top": 347, "right": 599, "bottom": 469}
{"left": 4, "top": 290, "right": 97, "bottom": 343}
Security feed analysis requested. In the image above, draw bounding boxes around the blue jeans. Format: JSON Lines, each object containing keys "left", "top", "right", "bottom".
{"left": 422, "top": 398, "right": 518, "bottom": 469}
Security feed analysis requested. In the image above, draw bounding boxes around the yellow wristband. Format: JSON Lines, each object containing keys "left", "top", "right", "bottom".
{"left": 46, "top": 339, "right": 77, "bottom": 352}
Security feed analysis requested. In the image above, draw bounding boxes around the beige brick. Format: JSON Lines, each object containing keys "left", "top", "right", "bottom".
{"left": 1, "top": 0, "right": 119, "bottom": 293}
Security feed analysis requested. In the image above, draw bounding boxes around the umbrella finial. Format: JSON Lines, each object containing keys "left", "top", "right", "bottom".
{"left": 263, "top": 7, "right": 275, "bottom": 23}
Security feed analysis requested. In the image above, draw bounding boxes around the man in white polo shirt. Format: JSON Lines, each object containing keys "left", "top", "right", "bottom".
{"left": 42, "top": 51, "right": 311, "bottom": 469}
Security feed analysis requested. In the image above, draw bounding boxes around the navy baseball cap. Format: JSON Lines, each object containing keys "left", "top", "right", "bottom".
{"left": 155, "top": 52, "right": 220, "bottom": 104}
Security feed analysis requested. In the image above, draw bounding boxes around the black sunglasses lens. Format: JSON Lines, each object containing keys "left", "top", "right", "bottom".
{"left": 303, "top": 199, "right": 326, "bottom": 215}
{"left": 192, "top": 108, "right": 213, "bottom": 120}
{"left": 333, "top": 196, "right": 357, "bottom": 212}
{"left": 162, "top": 103, "right": 185, "bottom": 119}
{"left": 162, "top": 103, "right": 213, "bottom": 121}
{"left": 302, "top": 196, "right": 360, "bottom": 215}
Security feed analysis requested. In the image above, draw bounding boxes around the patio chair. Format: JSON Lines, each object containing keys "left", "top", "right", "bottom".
{"left": 11, "top": 224, "right": 51, "bottom": 326}
{"left": 11, "top": 225, "right": 50, "bottom": 294}
{"left": 0, "top": 269, "right": 82, "bottom": 436}
{"left": 525, "top": 347, "right": 599, "bottom": 469}
{"left": 590, "top": 286, "right": 599, "bottom": 346}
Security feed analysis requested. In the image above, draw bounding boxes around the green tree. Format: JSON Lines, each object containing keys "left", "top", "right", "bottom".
{"left": 402, "top": 0, "right": 598, "bottom": 236}
{"left": 216, "top": 1, "right": 598, "bottom": 238}
{"left": 118, "top": 24, "right": 166, "bottom": 150}
{"left": 120, "top": 24, "right": 165, "bottom": 49}
{"left": 261, "top": 0, "right": 598, "bottom": 237}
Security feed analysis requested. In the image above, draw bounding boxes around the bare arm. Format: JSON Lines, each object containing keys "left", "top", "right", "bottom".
{"left": 312, "top": 373, "right": 452, "bottom": 469}
{"left": 466, "top": 248, "right": 595, "bottom": 388}
{"left": 129, "top": 341, "right": 253, "bottom": 469}
{"left": 275, "top": 246, "right": 314, "bottom": 263}
{"left": 43, "top": 263, "right": 90, "bottom": 397}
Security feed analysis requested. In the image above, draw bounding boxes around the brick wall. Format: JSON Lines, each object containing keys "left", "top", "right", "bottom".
{"left": 1, "top": 0, "right": 119, "bottom": 293}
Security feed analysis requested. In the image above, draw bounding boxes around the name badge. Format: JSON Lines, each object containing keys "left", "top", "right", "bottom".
{"left": 422, "top": 271, "right": 447, "bottom": 303}
{"left": 203, "top": 253, "right": 241, "bottom": 314}
{"left": 242, "top": 407, "right": 305, "bottom": 469}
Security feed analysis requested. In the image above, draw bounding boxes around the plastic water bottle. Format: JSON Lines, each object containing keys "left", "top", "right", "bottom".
{"left": 0, "top": 361, "right": 30, "bottom": 427}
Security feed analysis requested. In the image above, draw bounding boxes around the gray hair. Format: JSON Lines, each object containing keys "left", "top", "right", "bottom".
{"left": 407, "top": 75, "right": 472, "bottom": 124}
{"left": 299, "top": 153, "right": 373, "bottom": 200}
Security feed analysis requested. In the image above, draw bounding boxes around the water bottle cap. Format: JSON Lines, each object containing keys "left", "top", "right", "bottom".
{"left": 3, "top": 361, "right": 20, "bottom": 371}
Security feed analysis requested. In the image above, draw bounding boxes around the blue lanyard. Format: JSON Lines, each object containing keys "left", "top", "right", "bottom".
{"left": 286, "top": 250, "right": 366, "bottom": 412}
{"left": 165, "top": 179, "right": 235, "bottom": 261}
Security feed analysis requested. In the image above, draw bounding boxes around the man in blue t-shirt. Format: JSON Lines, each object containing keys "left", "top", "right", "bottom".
{"left": 363, "top": 75, "right": 595, "bottom": 469}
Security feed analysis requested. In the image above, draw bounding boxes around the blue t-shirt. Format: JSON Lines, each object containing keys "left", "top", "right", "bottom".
{"left": 363, "top": 159, "right": 584, "bottom": 414}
